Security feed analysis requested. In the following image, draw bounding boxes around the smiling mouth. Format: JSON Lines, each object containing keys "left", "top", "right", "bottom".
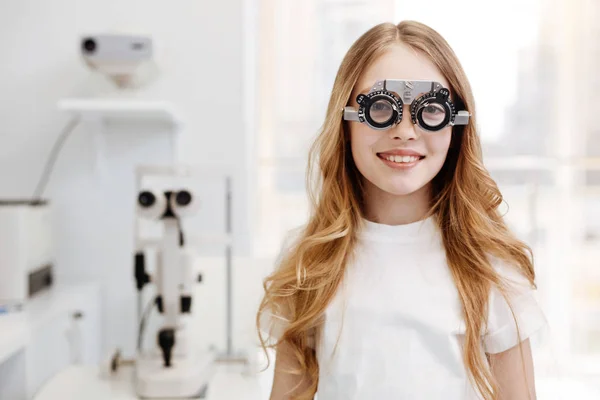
{"left": 377, "top": 153, "right": 426, "bottom": 164}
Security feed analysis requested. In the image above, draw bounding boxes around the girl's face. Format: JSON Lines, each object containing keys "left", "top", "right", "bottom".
{"left": 348, "top": 43, "right": 453, "bottom": 198}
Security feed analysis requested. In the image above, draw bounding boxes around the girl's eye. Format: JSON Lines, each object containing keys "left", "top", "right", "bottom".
{"left": 369, "top": 100, "right": 394, "bottom": 124}
{"left": 424, "top": 105, "right": 443, "bottom": 114}
{"left": 421, "top": 103, "right": 447, "bottom": 127}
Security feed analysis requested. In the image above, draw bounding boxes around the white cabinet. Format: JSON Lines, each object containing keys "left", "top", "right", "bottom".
{"left": 26, "top": 314, "right": 72, "bottom": 399}
{"left": 0, "top": 350, "right": 27, "bottom": 400}
{"left": 0, "top": 282, "right": 102, "bottom": 400}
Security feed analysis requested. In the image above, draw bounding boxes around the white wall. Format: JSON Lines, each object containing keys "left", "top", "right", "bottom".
{"left": 0, "top": 0, "right": 259, "bottom": 358}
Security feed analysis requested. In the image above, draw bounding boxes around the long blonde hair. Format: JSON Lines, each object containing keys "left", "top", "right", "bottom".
{"left": 257, "top": 20, "right": 535, "bottom": 399}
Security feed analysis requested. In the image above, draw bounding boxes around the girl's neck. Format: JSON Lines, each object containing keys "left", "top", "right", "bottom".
{"left": 362, "top": 180, "right": 431, "bottom": 226}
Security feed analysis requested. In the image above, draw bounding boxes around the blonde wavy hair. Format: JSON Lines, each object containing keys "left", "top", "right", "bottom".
{"left": 257, "top": 20, "right": 535, "bottom": 399}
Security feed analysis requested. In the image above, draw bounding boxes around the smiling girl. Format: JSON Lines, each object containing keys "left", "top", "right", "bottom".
{"left": 258, "top": 20, "right": 547, "bottom": 400}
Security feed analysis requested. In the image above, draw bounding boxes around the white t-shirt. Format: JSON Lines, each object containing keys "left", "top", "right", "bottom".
{"left": 265, "top": 216, "right": 548, "bottom": 399}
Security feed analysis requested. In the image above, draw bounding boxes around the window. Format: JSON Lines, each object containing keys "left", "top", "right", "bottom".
{"left": 254, "top": 0, "right": 600, "bottom": 394}
{"left": 255, "top": 0, "right": 395, "bottom": 255}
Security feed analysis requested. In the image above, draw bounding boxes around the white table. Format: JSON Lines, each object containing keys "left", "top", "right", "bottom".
{"left": 0, "top": 282, "right": 103, "bottom": 399}
{"left": 0, "top": 313, "right": 28, "bottom": 365}
{"left": 32, "top": 359, "right": 600, "bottom": 400}
{"left": 34, "top": 363, "right": 272, "bottom": 400}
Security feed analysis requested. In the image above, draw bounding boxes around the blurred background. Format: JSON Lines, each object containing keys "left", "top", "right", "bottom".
{"left": 0, "top": 0, "right": 599, "bottom": 399}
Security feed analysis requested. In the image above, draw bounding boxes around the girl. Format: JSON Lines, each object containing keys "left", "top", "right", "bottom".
{"left": 257, "top": 20, "right": 547, "bottom": 400}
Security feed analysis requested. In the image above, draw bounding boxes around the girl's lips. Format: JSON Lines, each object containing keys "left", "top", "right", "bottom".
{"left": 377, "top": 153, "right": 425, "bottom": 170}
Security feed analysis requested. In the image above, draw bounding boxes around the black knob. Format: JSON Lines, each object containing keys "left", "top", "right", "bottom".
{"left": 134, "top": 252, "right": 150, "bottom": 291}
{"left": 155, "top": 296, "right": 164, "bottom": 313}
{"left": 158, "top": 328, "right": 176, "bottom": 368}
{"left": 180, "top": 296, "right": 192, "bottom": 313}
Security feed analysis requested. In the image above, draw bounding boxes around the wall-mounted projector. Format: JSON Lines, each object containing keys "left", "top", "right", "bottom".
{"left": 80, "top": 34, "right": 156, "bottom": 88}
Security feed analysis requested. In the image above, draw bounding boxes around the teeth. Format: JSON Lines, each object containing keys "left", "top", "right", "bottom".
{"left": 384, "top": 155, "right": 419, "bottom": 163}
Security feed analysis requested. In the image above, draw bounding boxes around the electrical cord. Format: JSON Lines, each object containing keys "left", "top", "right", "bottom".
{"left": 137, "top": 294, "right": 157, "bottom": 353}
{"left": 31, "top": 116, "right": 81, "bottom": 202}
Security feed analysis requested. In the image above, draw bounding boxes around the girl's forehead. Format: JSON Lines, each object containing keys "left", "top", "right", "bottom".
{"left": 356, "top": 43, "right": 450, "bottom": 93}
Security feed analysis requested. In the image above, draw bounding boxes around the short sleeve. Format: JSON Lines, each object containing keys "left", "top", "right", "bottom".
{"left": 258, "top": 227, "right": 316, "bottom": 348}
{"left": 482, "top": 258, "right": 548, "bottom": 354}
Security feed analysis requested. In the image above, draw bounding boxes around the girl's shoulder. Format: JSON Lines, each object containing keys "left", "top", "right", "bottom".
{"left": 483, "top": 255, "right": 547, "bottom": 354}
{"left": 487, "top": 254, "right": 534, "bottom": 292}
